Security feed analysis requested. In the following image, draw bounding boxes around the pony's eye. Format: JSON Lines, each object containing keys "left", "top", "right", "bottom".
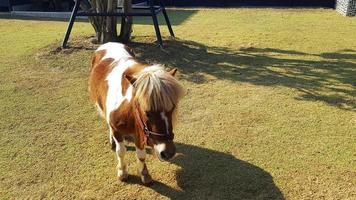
{"left": 146, "top": 112, "right": 151, "bottom": 118}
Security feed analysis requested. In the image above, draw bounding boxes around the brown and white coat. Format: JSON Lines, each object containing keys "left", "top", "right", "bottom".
{"left": 89, "top": 42, "right": 184, "bottom": 184}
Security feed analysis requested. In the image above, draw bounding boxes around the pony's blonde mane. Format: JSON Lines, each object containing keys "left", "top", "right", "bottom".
{"left": 133, "top": 65, "right": 184, "bottom": 112}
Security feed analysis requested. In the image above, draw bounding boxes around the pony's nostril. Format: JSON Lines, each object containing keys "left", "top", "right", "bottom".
{"left": 160, "top": 151, "right": 168, "bottom": 160}
{"left": 160, "top": 150, "right": 176, "bottom": 161}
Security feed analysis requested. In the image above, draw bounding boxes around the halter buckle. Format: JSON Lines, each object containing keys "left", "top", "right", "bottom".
{"left": 143, "top": 126, "right": 150, "bottom": 136}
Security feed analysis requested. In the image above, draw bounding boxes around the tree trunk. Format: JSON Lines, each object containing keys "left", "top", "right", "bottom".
{"left": 80, "top": 0, "right": 132, "bottom": 44}
{"left": 118, "top": 0, "right": 133, "bottom": 43}
{"left": 81, "top": 0, "right": 118, "bottom": 44}
{"left": 103, "top": 0, "right": 118, "bottom": 42}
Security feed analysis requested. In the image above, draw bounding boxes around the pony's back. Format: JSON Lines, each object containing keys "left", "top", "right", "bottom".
{"left": 89, "top": 42, "right": 137, "bottom": 119}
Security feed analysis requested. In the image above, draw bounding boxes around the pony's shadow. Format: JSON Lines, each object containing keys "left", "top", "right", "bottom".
{"left": 128, "top": 143, "right": 284, "bottom": 199}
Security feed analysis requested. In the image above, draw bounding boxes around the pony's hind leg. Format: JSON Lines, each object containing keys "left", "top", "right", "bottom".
{"left": 111, "top": 128, "right": 129, "bottom": 181}
{"left": 135, "top": 147, "right": 153, "bottom": 185}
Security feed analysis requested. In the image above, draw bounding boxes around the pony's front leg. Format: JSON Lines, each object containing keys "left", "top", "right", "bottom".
{"left": 109, "top": 127, "right": 115, "bottom": 151}
{"left": 136, "top": 147, "right": 153, "bottom": 185}
{"left": 111, "top": 129, "right": 128, "bottom": 181}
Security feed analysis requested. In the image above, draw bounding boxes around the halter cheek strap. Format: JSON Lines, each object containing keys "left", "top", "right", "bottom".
{"left": 134, "top": 104, "right": 174, "bottom": 145}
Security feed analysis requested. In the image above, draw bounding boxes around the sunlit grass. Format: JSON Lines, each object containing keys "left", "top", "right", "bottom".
{"left": 0, "top": 8, "right": 355, "bottom": 199}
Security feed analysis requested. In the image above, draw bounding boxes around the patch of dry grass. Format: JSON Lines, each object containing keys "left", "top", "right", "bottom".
{"left": 0, "top": 8, "right": 356, "bottom": 199}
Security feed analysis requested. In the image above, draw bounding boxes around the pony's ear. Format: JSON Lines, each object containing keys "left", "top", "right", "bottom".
{"left": 168, "top": 68, "right": 178, "bottom": 77}
{"left": 125, "top": 74, "right": 137, "bottom": 85}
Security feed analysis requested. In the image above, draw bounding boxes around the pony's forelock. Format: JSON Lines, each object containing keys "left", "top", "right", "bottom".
{"left": 133, "top": 65, "right": 184, "bottom": 112}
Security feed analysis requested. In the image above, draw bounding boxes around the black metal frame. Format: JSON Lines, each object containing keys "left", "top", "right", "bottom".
{"left": 7, "top": 0, "right": 12, "bottom": 11}
{"left": 62, "top": 0, "right": 175, "bottom": 48}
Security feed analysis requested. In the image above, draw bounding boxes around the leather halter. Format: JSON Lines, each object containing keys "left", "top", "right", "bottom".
{"left": 134, "top": 103, "right": 174, "bottom": 145}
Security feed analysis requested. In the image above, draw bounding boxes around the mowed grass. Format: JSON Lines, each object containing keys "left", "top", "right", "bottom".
{"left": 0, "top": 8, "right": 355, "bottom": 199}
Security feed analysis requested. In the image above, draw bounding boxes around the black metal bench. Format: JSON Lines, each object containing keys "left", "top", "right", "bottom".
{"left": 62, "top": 0, "right": 175, "bottom": 48}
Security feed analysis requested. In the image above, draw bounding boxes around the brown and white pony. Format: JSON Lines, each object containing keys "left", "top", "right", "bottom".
{"left": 89, "top": 42, "right": 184, "bottom": 184}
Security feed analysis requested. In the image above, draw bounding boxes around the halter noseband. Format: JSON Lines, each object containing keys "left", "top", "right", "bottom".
{"left": 134, "top": 103, "right": 174, "bottom": 145}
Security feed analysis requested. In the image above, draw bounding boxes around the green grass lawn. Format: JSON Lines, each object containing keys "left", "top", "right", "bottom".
{"left": 0, "top": 8, "right": 355, "bottom": 199}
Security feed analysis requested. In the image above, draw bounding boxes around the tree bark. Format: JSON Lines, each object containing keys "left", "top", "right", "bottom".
{"left": 81, "top": 0, "right": 118, "bottom": 44}
{"left": 103, "top": 0, "right": 118, "bottom": 42}
{"left": 80, "top": 0, "right": 132, "bottom": 44}
{"left": 118, "top": 0, "right": 133, "bottom": 43}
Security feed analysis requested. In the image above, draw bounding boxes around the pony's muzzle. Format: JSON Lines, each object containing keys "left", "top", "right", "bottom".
{"left": 154, "top": 141, "right": 176, "bottom": 161}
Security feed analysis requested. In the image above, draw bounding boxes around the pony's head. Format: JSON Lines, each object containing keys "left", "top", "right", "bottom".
{"left": 126, "top": 65, "right": 184, "bottom": 161}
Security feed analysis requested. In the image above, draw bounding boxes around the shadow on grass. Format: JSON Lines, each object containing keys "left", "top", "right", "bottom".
{"left": 130, "top": 38, "right": 356, "bottom": 111}
{"left": 0, "top": 10, "right": 197, "bottom": 25}
{"left": 127, "top": 143, "right": 284, "bottom": 199}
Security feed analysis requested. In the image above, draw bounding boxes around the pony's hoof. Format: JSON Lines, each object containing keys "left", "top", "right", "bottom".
{"left": 141, "top": 174, "right": 153, "bottom": 186}
{"left": 118, "top": 171, "right": 129, "bottom": 182}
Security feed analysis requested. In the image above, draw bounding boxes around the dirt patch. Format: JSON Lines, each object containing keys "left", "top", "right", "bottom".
{"left": 36, "top": 36, "right": 99, "bottom": 59}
